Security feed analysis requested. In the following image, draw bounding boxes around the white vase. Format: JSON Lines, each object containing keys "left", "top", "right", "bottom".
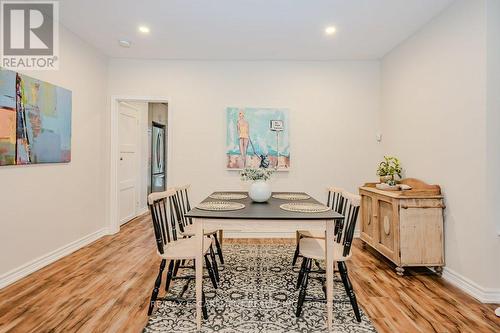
{"left": 249, "top": 180, "right": 272, "bottom": 202}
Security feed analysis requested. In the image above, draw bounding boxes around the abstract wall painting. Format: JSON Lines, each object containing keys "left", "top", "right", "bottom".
{"left": 0, "top": 68, "right": 72, "bottom": 166}
{"left": 0, "top": 69, "right": 16, "bottom": 165}
{"left": 226, "top": 107, "right": 290, "bottom": 170}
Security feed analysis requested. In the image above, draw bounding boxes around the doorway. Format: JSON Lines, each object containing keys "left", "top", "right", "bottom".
{"left": 110, "top": 96, "right": 170, "bottom": 234}
{"left": 148, "top": 102, "right": 169, "bottom": 194}
{"left": 151, "top": 122, "right": 166, "bottom": 193}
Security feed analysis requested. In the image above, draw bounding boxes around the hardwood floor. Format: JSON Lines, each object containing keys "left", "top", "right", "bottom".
{"left": 0, "top": 215, "right": 498, "bottom": 333}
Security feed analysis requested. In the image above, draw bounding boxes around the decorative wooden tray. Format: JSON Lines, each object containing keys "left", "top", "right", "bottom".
{"left": 361, "top": 178, "right": 442, "bottom": 198}
{"left": 197, "top": 201, "right": 245, "bottom": 211}
{"left": 280, "top": 202, "right": 330, "bottom": 213}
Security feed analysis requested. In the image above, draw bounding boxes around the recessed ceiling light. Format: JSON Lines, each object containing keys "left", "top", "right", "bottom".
{"left": 325, "top": 26, "right": 337, "bottom": 35}
{"left": 138, "top": 25, "right": 150, "bottom": 34}
{"left": 118, "top": 40, "right": 131, "bottom": 48}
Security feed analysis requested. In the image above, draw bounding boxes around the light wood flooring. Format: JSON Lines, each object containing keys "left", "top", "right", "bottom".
{"left": 0, "top": 214, "right": 498, "bottom": 333}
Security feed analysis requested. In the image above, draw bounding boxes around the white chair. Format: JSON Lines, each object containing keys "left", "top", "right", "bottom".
{"left": 291, "top": 187, "right": 346, "bottom": 266}
{"left": 175, "top": 185, "right": 225, "bottom": 265}
{"left": 147, "top": 189, "right": 218, "bottom": 317}
{"left": 295, "top": 191, "right": 362, "bottom": 322}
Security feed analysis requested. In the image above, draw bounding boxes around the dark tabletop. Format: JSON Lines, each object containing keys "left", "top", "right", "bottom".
{"left": 185, "top": 192, "right": 344, "bottom": 220}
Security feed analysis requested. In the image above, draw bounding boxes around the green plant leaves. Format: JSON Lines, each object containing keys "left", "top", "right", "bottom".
{"left": 376, "top": 156, "right": 402, "bottom": 179}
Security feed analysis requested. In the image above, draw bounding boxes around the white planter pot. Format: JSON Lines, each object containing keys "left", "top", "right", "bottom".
{"left": 249, "top": 180, "right": 272, "bottom": 202}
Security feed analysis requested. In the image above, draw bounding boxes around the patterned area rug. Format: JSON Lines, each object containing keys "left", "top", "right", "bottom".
{"left": 144, "top": 244, "right": 377, "bottom": 333}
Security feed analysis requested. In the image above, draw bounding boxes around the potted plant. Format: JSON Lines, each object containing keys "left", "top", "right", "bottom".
{"left": 240, "top": 167, "right": 274, "bottom": 202}
{"left": 376, "top": 156, "right": 402, "bottom": 185}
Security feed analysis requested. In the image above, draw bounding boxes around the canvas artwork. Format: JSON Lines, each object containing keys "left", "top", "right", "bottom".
{"left": 0, "top": 68, "right": 72, "bottom": 166}
{"left": 226, "top": 107, "right": 290, "bottom": 170}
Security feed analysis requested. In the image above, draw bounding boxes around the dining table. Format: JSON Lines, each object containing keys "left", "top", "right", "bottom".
{"left": 185, "top": 191, "right": 344, "bottom": 332}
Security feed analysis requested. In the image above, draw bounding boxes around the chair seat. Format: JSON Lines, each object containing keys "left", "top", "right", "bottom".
{"left": 298, "top": 238, "right": 351, "bottom": 261}
{"left": 298, "top": 230, "right": 325, "bottom": 239}
{"left": 180, "top": 224, "right": 219, "bottom": 237}
{"left": 158, "top": 237, "right": 212, "bottom": 260}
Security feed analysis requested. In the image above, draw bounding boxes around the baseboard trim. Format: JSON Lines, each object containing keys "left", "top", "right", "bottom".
{"left": 442, "top": 267, "right": 500, "bottom": 303}
{"left": 137, "top": 207, "right": 149, "bottom": 216}
{"left": 0, "top": 227, "right": 108, "bottom": 290}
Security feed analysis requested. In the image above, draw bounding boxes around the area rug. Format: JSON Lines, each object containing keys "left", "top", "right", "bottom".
{"left": 144, "top": 243, "right": 377, "bottom": 333}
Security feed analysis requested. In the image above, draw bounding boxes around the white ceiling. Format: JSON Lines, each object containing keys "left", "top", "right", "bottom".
{"left": 60, "top": 0, "right": 454, "bottom": 60}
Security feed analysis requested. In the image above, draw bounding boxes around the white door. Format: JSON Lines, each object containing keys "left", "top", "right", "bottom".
{"left": 118, "top": 102, "right": 139, "bottom": 225}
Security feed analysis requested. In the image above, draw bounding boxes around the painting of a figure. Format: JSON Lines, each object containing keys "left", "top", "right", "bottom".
{"left": 226, "top": 107, "right": 290, "bottom": 170}
{"left": 0, "top": 68, "right": 72, "bottom": 166}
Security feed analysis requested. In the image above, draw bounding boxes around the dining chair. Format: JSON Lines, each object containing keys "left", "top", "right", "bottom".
{"left": 295, "top": 191, "right": 362, "bottom": 322}
{"left": 147, "top": 189, "right": 218, "bottom": 317}
{"left": 291, "top": 186, "right": 346, "bottom": 266}
{"left": 175, "top": 184, "right": 225, "bottom": 265}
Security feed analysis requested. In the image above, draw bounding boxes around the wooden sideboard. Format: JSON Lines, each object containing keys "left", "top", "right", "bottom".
{"left": 359, "top": 178, "right": 445, "bottom": 276}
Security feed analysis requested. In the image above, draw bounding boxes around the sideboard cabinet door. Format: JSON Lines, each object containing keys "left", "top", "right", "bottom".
{"left": 360, "top": 194, "right": 375, "bottom": 245}
{"left": 376, "top": 199, "right": 400, "bottom": 264}
{"left": 399, "top": 199, "right": 444, "bottom": 266}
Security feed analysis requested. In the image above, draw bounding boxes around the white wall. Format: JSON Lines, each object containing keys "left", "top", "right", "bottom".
{"left": 0, "top": 27, "right": 108, "bottom": 282}
{"left": 381, "top": 0, "right": 500, "bottom": 296}
{"left": 486, "top": 0, "right": 500, "bottom": 236}
{"left": 107, "top": 60, "right": 381, "bottom": 209}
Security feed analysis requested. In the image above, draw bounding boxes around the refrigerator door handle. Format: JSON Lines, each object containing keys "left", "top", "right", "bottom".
{"left": 156, "top": 132, "right": 161, "bottom": 170}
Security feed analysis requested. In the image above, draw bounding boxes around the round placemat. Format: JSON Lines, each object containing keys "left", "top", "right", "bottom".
{"left": 280, "top": 202, "right": 330, "bottom": 213}
{"left": 197, "top": 201, "right": 245, "bottom": 211}
{"left": 209, "top": 193, "right": 248, "bottom": 200}
{"left": 272, "top": 193, "right": 311, "bottom": 200}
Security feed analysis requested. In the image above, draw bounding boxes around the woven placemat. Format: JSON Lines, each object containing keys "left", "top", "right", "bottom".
{"left": 197, "top": 201, "right": 245, "bottom": 211}
{"left": 209, "top": 193, "right": 248, "bottom": 200}
{"left": 272, "top": 193, "right": 311, "bottom": 200}
{"left": 280, "top": 202, "right": 330, "bottom": 213}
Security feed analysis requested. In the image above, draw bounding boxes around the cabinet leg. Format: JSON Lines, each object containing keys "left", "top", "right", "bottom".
{"left": 395, "top": 266, "right": 405, "bottom": 276}
{"left": 361, "top": 242, "right": 367, "bottom": 250}
{"left": 435, "top": 266, "right": 443, "bottom": 277}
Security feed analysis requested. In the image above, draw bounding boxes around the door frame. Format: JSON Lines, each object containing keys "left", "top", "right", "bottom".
{"left": 109, "top": 95, "right": 171, "bottom": 234}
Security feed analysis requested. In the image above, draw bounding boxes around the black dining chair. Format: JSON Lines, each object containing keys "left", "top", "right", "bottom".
{"left": 291, "top": 186, "right": 346, "bottom": 266}
{"left": 295, "top": 191, "right": 362, "bottom": 322}
{"left": 147, "top": 189, "right": 218, "bottom": 317}
{"left": 175, "top": 184, "right": 224, "bottom": 265}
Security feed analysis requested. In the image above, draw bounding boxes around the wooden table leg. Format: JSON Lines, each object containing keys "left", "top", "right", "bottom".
{"left": 195, "top": 219, "right": 204, "bottom": 331}
{"left": 218, "top": 229, "right": 223, "bottom": 246}
{"left": 325, "top": 220, "right": 334, "bottom": 331}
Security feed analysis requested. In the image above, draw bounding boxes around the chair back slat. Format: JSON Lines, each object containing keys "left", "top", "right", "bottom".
{"left": 184, "top": 188, "right": 192, "bottom": 211}
{"left": 333, "top": 191, "right": 361, "bottom": 257}
{"left": 168, "top": 195, "right": 178, "bottom": 241}
{"left": 175, "top": 185, "right": 192, "bottom": 230}
{"left": 148, "top": 189, "right": 179, "bottom": 254}
{"left": 327, "top": 187, "right": 347, "bottom": 237}
{"left": 327, "top": 186, "right": 345, "bottom": 214}
{"left": 150, "top": 200, "right": 165, "bottom": 254}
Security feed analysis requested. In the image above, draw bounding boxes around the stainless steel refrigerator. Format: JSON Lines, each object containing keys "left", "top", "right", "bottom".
{"left": 151, "top": 123, "right": 166, "bottom": 193}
